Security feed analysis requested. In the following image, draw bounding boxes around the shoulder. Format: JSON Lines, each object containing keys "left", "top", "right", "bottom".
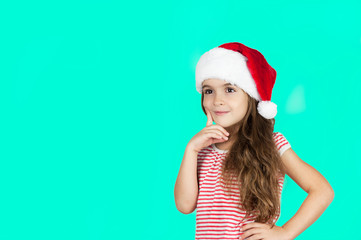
{"left": 272, "top": 132, "right": 292, "bottom": 157}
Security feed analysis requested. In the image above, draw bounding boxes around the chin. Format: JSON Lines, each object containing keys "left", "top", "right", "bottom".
{"left": 215, "top": 121, "right": 232, "bottom": 128}
{"left": 217, "top": 120, "right": 241, "bottom": 129}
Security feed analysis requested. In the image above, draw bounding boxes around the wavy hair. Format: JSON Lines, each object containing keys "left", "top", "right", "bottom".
{"left": 201, "top": 91, "right": 287, "bottom": 227}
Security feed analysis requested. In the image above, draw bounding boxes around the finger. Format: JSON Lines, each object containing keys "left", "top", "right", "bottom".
{"left": 240, "top": 229, "right": 257, "bottom": 239}
{"left": 207, "top": 132, "right": 228, "bottom": 141}
{"left": 241, "top": 228, "right": 264, "bottom": 240}
{"left": 204, "top": 109, "right": 230, "bottom": 136}
{"left": 213, "top": 138, "right": 228, "bottom": 143}
{"left": 243, "top": 233, "right": 262, "bottom": 240}
{"left": 212, "top": 124, "right": 230, "bottom": 137}
{"left": 206, "top": 129, "right": 228, "bottom": 139}
{"left": 205, "top": 108, "right": 214, "bottom": 127}
{"left": 243, "top": 222, "right": 265, "bottom": 230}
{"left": 205, "top": 109, "right": 230, "bottom": 137}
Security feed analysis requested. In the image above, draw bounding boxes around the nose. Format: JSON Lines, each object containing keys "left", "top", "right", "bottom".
{"left": 214, "top": 93, "right": 225, "bottom": 105}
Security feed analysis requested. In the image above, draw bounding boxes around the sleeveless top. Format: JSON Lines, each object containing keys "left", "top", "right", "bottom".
{"left": 195, "top": 132, "right": 291, "bottom": 240}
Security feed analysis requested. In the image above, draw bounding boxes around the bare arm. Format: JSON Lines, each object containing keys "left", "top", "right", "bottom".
{"left": 174, "top": 145, "right": 199, "bottom": 214}
{"left": 174, "top": 108, "right": 229, "bottom": 215}
{"left": 241, "top": 148, "right": 335, "bottom": 240}
{"left": 280, "top": 148, "right": 335, "bottom": 239}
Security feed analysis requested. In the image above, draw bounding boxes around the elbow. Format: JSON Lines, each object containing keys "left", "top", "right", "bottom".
{"left": 328, "top": 185, "right": 335, "bottom": 203}
{"left": 308, "top": 181, "right": 335, "bottom": 204}
{"left": 175, "top": 201, "right": 197, "bottom": 214}
{"left": 324, "top": 187, "right": 335, "bottom": 208}
{"left": 175, "top": 199, "right": 197, "bottom": 214}
{"left": 323, "top": 180, "right": 335, "bottom": 203}
{"left": 313, "top": 182, "right": 335, "bottom": 204}
{"left": 174, "top": 188, "right": 198, "bottom": 214}
{"left": 177, "top": 206, "right": 196, "bottom": 215}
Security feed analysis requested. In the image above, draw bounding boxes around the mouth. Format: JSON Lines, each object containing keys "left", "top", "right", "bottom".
{"left": 214, "top": 111, "right": 229, "bottom": 116}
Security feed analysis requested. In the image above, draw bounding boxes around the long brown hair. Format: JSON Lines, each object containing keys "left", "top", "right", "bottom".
{"left": 201, "top": 91, "right": 286, "bottom": 227}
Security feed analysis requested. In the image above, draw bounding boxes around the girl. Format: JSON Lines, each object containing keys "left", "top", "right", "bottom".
{"left": 174, "top": 42, "right": 334, "bottom": 240}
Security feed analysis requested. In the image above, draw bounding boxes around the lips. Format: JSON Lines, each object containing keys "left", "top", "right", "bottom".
{"left": 215, "top": 111, "right": 229, "bottom": 116}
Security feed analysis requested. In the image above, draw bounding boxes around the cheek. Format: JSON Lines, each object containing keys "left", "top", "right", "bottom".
{"left": 202, "top": 99, "right": 211, "bottom": 108}
{"left": 234, "top": 101, "right": 248, "bottom": 113}
{"left": 238, "top": 96, "right": 249, "bottom": 107}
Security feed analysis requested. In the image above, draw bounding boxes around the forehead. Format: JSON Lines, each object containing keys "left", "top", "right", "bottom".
{"left": 202, "top": 78, "right": 237, "bottom": 88}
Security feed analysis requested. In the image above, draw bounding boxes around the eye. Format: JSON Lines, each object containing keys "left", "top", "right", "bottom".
{"left": 227, "top": 87, "right": 235, "bottom": 93}
{"left": 204, "top": 89, "right": 212, "bottom": 94}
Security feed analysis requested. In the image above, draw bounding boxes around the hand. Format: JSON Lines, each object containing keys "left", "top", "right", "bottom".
{"left": 187, "top": 108, "right": 230, "bottom": 153}
{"left": 239, "top": 222, "right": 291, "bottom": 240}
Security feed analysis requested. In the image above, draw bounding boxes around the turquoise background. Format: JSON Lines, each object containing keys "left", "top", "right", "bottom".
{"left": 1, "top": 0, "right": 360, "bottom": 239}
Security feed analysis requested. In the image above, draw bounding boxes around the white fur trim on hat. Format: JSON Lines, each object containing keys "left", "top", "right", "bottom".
{"left": 257, "top": 101, "right": 277, "bottom": 119}
{"left": 195, "top": 47, "right": 261, "bottom": 100}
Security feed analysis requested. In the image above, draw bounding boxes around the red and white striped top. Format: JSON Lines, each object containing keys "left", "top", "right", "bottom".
{"left": 195, "top": 132, "right": 291, "bottom": 240}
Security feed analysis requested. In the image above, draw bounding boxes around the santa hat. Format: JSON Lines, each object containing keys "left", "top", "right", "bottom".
{"left": 195, "top": 42, "right": 277, "bottom": 119}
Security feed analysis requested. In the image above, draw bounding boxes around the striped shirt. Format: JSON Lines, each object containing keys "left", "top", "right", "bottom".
{"left": 195, "top": 132, "right": 291, "bottom": 240}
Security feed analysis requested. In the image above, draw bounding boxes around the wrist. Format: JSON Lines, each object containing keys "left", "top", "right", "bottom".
{"left": 281, "top": 225, "right": 296, "bottom": 240}
{"left": 186, "top": 144, "right": 199, "bottom": 154}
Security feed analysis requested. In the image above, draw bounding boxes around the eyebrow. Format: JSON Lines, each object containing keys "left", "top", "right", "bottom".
{"left": 202, "top": 83, "right": 234, "bottom": 88}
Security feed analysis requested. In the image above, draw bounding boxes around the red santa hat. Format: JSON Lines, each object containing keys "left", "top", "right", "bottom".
{"left": 195, "top": 42, "right": 278, "bottom": 119}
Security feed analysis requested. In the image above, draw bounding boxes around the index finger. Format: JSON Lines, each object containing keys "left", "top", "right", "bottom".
{"left": 205, "top": 108, "right": 214, "bottom": 127}
{"left": 242, "top": 222, "right": 267, "bottom": 231}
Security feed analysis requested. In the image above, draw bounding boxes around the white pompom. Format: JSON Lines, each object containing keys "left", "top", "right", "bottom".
{"left": 257, "top": 101, "right": 277, "bottom": 119}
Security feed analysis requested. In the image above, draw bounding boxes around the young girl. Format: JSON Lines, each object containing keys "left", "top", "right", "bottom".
{"left": 174, "top": 42, "right": 334, "bottom": 240}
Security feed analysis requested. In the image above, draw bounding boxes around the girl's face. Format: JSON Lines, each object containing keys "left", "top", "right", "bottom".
{"left": 202, "top": 78, "right": 249, "bottom": 129}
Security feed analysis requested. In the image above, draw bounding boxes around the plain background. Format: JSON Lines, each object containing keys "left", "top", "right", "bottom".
{"left": 1, "top": 0, "right": 360, "bottom": 239}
